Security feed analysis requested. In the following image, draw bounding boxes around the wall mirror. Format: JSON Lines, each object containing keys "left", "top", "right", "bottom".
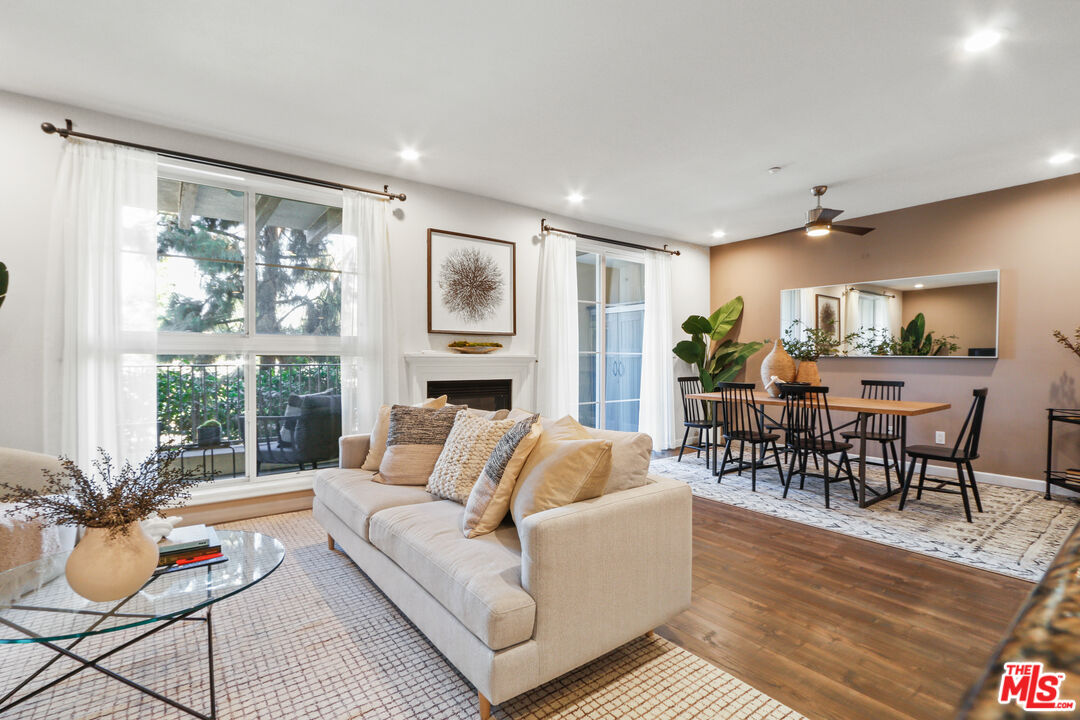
{"left": 780, "top": 270, "right": 999, "bottom": 358}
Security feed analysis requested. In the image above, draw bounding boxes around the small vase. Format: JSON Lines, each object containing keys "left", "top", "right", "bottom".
{"left": 760, "top": 340, "right": 796, "bottom": 397}
{"left": 795, "top": 360, "right": 822, "bottom": 386}
{"left": 65, "top": 521, "right": 159, "bottom": 602}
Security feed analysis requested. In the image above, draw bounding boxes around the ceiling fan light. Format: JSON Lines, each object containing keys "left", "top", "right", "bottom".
{"left": 806, "top": 224, "right": 830, "bottom": 237}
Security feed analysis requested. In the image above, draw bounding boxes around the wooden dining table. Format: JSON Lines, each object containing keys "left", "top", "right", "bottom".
{"left": 687, "top": 391, "right": 951, "bottom": 508}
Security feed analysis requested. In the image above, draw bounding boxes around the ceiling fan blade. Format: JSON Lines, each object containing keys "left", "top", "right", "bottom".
{"left": 816, "top": 207, "right": 844, "bottom": 223}
{"left": 831, "top": 224, "right": 875, "bottom": 236}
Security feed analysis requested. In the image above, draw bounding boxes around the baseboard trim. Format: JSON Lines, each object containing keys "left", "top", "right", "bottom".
{"left": 167, "top": 489, "right": 314, "bottom": 526}
{"left": 860, "top": 453, "right": 1079, "bottom": 498}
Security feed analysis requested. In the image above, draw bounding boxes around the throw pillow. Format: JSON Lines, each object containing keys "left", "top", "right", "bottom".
{"left": 427, "top": 411, "right": 517, "bottom": 503}
{"left": 541, "top": 415, "right": 652, "bottom": 494}
{"left": 375, "top": 404, "right": 464, "bottom": 485}
{"left": 462, "top": 414, "right": 542, "bottom": 538}
{"left": 466, "top": 408, "right": 511, "bottom": 420}
{"left": 509, "top": 438, "right": 612, "bottom": 525}
{"left": 361, "top": 395, "right": 447, "bottom": 471}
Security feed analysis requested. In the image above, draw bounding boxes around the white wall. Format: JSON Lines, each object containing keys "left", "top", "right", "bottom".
{"left": 0, "top": 90, "right": 709, "bottom": 453}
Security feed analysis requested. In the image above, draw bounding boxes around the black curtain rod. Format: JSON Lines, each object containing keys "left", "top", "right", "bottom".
{"left": 540, "top": 219, "right": 680, "bottom": 256}
{"left": 41, "top": 119, "right": 406, "bottom": 201}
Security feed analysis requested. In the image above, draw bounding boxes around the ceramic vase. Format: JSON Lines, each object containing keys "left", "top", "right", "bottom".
{"left": 760, "top": 340, "right": 796, "bottom": 397}
{"left": 794, "top": 360, "right": 822, "bottom": 386}
{"left": 65, "top": 521, "right": 159, "bottom": 602}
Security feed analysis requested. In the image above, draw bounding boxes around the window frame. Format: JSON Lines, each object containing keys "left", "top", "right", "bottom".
{"left": 575, "top": 239, "right": 645, "bottom": 431}
{"left": 156, "top": 160, "right": 346, "bottom": 488}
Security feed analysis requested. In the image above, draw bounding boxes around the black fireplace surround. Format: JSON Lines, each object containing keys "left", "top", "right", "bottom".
{"left": 427, "top": 379, "right": 512, "bottom": 411}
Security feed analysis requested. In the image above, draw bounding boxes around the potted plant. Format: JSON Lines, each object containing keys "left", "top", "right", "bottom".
{"left": 0, "top": 447, "right": 207, "bottom": 601}
{"left": 673, "top": 296, "right": 766, "bottom": 393}
{"left": 782, "top": 320, "right": 849, "bottom": 385}
{"left": 197, "top": 419, "right": 222, "bottom": 447}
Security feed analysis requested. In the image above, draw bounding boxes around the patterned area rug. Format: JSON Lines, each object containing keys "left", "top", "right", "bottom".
{"left": 651, "top": 453, "right": 1080, "bottom": 581}
{"left": 0, "top": 511, "right": 804, "bottom": 720}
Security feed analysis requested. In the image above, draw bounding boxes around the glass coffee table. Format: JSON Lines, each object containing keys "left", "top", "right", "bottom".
{"left": 0, "top": 529, "right": 284, "bottom": 719}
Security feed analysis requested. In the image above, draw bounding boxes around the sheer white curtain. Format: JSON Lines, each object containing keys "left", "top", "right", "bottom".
{"left": 340, "top": 189, "right": 399, "bottom": 434}
{"left": 639, "top": 249, "right": 675, "bottom": 449}
{"left": 535, "top": 230, "right": 578, "bottom": 418}
{"left": 43, "top": 141, "right": 158, "bottom": 467}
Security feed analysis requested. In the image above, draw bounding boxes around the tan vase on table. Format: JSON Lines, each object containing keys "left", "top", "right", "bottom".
{"left": 760, "top": 340, "right": 796, "bottom": 396}
{"left": 794, "top": 360, "right": 822, "bottom": 386}
{"left": 65, "top": 521, "right": 159, "bottom": 602}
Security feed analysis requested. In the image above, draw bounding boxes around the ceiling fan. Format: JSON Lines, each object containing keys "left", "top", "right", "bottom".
{"left": 783, "top": 185, "right": 874, "bottom": 237}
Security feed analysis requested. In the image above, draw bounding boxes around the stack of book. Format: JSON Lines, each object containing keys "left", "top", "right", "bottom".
{"left": 1064, "top": 468, "right": 1080, "bottom": 481}
{"left": 155, "top": 524, "right": 227, "bottom": 574}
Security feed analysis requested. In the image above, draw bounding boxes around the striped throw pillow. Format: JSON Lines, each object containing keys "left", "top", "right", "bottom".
{"left": 462, "top": 414, "right": 542, "bottom": 538}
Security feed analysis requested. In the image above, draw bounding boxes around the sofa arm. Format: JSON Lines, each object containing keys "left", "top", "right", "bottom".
{"left": 338, "top": 434, "right": 371, "bottom": 469}
{"left": 517, "top": 475, "right": 692, "bottom": 680}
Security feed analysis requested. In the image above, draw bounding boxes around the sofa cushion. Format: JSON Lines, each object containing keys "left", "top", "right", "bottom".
{"left": 361, "top": 395, "right": 448, "bottom": 471}
{"left": 541, "top": 415, "right": 652, "bottom": 494}
{"left": 369, "top": 501, "right": 536, "bottom": 651}
{"left": 377, "top": 404, "right": 465, "bottom": 485}
{"left": 313, "top": 468, "right": 438, "bottom": 541}
{"left": 427, "top": 411, "right": 517, "bottom": 504}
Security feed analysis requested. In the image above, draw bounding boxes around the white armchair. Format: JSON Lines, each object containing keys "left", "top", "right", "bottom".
{"left": 0, "top": 448, "right": 78, "bottom": 574}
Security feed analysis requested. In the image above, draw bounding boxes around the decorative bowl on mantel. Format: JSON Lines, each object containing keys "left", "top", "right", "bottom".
{"left": 448, "top": 341, "right": 503, "bottom": 355}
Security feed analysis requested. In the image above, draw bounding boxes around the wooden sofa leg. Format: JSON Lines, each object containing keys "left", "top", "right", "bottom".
{"left": 645, "top": 629, "right": 655, "bottom": 639}
{"left": 478, "top": 691, "right": 491, "bottom": 720}
{"left": 327, "top": 534, "right": 335, "bottom": 552}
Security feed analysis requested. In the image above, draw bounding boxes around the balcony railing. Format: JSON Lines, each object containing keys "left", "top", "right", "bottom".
{"left": 157, "top": 361, "right": 340, "bottom": 449}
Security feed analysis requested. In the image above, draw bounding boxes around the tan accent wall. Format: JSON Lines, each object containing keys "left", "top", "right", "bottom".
{"left": 902, "top": 283, "right": 998, "bottom": 354}
{"left": 710, "top": 172, "right": 1080, "bottom": 479}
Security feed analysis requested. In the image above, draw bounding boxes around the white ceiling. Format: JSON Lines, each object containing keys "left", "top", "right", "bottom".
{"left": 2, "top": 1, "right": 1078, "bottom": 245}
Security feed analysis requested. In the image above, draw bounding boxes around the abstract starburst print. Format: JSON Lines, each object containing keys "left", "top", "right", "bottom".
{"left": 438, "top": 247, "right": 504, "bottom": 322}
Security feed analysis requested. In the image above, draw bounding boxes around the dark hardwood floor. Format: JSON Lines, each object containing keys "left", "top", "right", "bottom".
{"left": 656, "top": 481, "right": 1033, "bottom": 720}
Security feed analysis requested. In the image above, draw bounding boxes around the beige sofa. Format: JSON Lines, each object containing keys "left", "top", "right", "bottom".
{"left": 0, "top": 448, "right": 77, "bottom": 574}
{"left": 313, "top": 433, "right": 692, "bottom": 719}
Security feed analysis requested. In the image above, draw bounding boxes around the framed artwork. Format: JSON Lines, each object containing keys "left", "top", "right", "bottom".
{"left": 427, "top": 229, "right": 516, "bottom": 335}
{"left": 815, "top": 294, "right": 841, "bottom": 342}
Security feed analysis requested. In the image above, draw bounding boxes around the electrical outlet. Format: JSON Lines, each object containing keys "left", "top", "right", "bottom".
{"left": 935, "top": 431, "right": 946, "bottom": 444}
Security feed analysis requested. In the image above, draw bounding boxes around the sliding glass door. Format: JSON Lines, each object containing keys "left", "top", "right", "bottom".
{"left": 576, "top": 247, "right": 645, "bottom": 432}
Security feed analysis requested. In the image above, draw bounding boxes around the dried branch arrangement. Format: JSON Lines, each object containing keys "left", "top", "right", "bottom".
{"left": 0, "top": 447, "right": 208, "bottom": 537}
{"left": 1054, "top": 327, "right": 1080, "bottom": 361}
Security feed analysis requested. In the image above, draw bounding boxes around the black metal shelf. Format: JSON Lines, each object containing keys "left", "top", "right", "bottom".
{"left": 1046, "top": 408, "right": 1080, "bottom": 498}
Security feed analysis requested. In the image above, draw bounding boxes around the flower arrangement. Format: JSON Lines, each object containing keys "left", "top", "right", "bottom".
{"left": 0, "top": 447, "right": 207, "bottom": 538}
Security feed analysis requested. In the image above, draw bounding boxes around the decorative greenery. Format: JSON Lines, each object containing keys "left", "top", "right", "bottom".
{"left": 447, "top": 340, "right": 503, "bottom": 348}
{"left": 782, "top": 320, "right": 851, "bottom": 361}
{"left": 0, "top": 448, "right": 208, "bottom": 537}
{"left": 197, "top": 419, "right": 222, "bottom": 430}
{"left": 846, "top": 314, "right": 960, "bottom": 357}
{"left": 0, "top": 260, "right": 7, "bottom": 310}
{"left": 1053, "top": 327, "right": 1080, "bottom": 361}
{"left": 673, "top": 296, "right": 765, "bottom": 391}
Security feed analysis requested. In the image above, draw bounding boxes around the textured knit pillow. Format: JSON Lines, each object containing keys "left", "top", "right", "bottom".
{"left": 361, "top": 395, "right": 447, "bottom": 471}
{"left": 509, "top": 438, "right": 612, "bottom": 525}
{"left": 427, "top": 411, "right": 517, "bottom": 503}
{"left": 462, "top": 414, "right": 542, "bottom": 537}
{"left": 375, "top": 404, "right": 464, "bottom": 485}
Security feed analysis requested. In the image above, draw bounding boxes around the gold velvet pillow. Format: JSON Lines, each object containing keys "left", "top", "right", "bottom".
{"left": 463, "top": 414, "right": 542, "bottom": 537}
{"left": 509, "top": 437, "right": 612, "bottom": 524}
{"left": 361, "top": 395, "right": 447, "bottom": 471}
{"left": 375, "top": 404, "right": 464, "bottom": 485}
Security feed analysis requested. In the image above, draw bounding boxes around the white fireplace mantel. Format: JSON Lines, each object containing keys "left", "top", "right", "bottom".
{"left": 403, "top": 352, "right": 538, "bottom": 409}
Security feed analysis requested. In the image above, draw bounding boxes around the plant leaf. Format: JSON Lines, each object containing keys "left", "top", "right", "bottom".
{"left": 681, "top": 315, "right": 712, "bottom": 335}
{"left": 714, "top": 341, "right": 765, "bottom": 382}
{"left": 707, "top": 296, "right": 744, "bottom": 342}
{"left": 673, "top": 339, "right": 705, "bottom": 366}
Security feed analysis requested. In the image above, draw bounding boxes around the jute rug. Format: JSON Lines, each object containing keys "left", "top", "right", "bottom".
{"left": 0, "top": 510, "right": 803, "bottom": 719}
{"left": 651, "top": 453, "right": 1080, "bottom": 581}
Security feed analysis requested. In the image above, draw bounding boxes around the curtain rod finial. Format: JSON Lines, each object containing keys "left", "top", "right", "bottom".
{"left": 41, "top": 122, "right": 57, "bottom": 134}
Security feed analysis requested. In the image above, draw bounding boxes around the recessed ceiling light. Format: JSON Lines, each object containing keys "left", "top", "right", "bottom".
{"left": 964, "top": 29, "right": 1002, "bottom": 53}
{"left": 567, "top": 192, "right": 585, "bottom": 204}
{"left": 711, "top": 229, "right": 726, "bottom": 239}
{"left": 399, "top": 147, "right": 420, "bottom": 161}
{"left": 1049, "top": 151, "right": 1077, "bottom": 165}
{"left": 914, "top": 283, "right": 925, "bottom": 289}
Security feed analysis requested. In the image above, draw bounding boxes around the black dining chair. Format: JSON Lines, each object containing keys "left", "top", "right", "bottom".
{"left": 840, "top": 380, "right": 905, "bottom": 492}
{"left": 714, "top": 382, "right": 784, "bottom": 490}
{"left": 677, "top": 376, "right": 714, "bottom": 463}
{"left": 779, "top": 384, "right": 858, "bottom": 508}
{"left": 898, "top": 388, "right": 988, "bottom": 522}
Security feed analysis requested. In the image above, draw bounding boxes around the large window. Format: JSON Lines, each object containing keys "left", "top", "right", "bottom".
{"left": 576, "top": 246, "right": 645, "bottom": 432}
{"left": 156, "top": 168, "right": 346, "bottom": 484}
